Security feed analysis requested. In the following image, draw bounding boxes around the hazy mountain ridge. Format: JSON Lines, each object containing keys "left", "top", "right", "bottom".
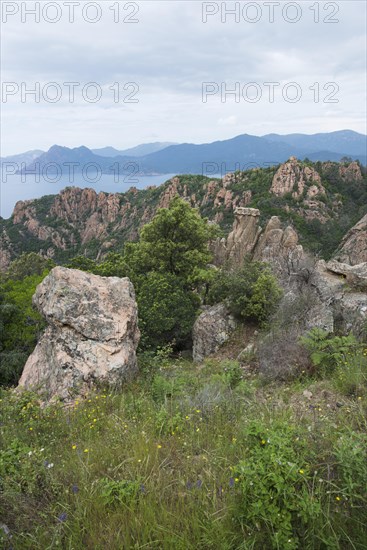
{"left": 9, "top": 131, "right": 367, "bottom": 176}
{"left": 92, "top": 142, "right": 177, "bottom": 157}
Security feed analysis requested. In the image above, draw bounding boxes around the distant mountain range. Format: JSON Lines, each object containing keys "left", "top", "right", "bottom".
{"left": 2, "top": 130, "right": 366, "bottom": 176}
{"left": 92, "top": 142, "right": 177, "bottom": 157}
{"left": 0, "top": 149, "right": 44, "bottom": 167}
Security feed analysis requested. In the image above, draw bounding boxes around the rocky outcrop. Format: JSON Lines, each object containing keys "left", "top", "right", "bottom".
{"left": 0, "top": 230, "right": 14, "bottom": 270}
{"left": 253, "top": 216, "right": 304, "bottom": 274}
{"left": 192, "top": 304, "right": 238, "bottom": 363}
{"left": 308, "top": 260, "right": 367, "bottom": 338}
{"left": 18, "top": 267, "right": 140, "bottom": 401}
{"left": 1, "top": 162, "right": 365, "bottom": 268}
{"left": 338, "top": 161, "right": 363, "bottom": 182}
{"left": 226, "top": 208, "right": 262, "bottom": 265}
{"left": 270, "top": 157, "right": 325, "bottom": 199}
{"left": 212, "top": 208, "right": 304, "bottom": 274}
{"left": 334, "top": 214, "right": 367, "bottom": 265}
{"left": 326, "top": 260, "right": 367, "bottom": 291}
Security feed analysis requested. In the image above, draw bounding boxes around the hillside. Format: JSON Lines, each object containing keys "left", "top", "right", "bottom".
{"left": 1, "top": 158, "right": 366, "bottom": 269}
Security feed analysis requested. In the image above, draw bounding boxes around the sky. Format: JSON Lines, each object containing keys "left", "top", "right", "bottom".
{"left": 1, "top": 0, "right": 366, "bottom": 156}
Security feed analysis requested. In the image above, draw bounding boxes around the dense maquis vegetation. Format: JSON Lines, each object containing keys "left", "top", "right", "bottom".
{"left": 0, "top": 254, "right": 55, "bottom": 385}
{"left": 1, "top": 160, "right": 366, "bottom": 263}
{"left": 1, "top": 193, "right": 367, "bottom": 548}
{"left": 0, "top": 200, "right": 279, "bottom": 384}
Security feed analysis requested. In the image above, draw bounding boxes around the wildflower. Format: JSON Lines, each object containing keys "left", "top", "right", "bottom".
{"left": 299, "top": 469, "right": 305, "bottom": 474}
{"left": 261, "top": 439, "right": 266, "bottom": 445}
{"left": 57, "top": 512, "right": 67, "bottom": 523}
{"left": 72, "top": 445, "right": 77, "bottom": 450}
{"left": 72, "top": 484, "right": 79, "bottom": 494}
{"left": 196, "top": 480, "right": 202, "bottom": 488}
{"left": 195, "top": 409, "right": 201, "bottom": 413}
{"left": 235, "top": 478, "right": 239, "bottom": 483}
{"left": 83, "top": 449, "right": 89, "bottom": 453}
{"left": 229, "top": 477, "right": 235, "bottom": 488}
{"left": 186, "top": 481, "right": 193, "bottom": 490}
{"left": 93, "top": 418, "right": 97, "bottom": 422}
{"left": 232, "top": 437, "right": 237, "bottom": 443}
{"left": 157, "top": 444, "right": 162, "bottom": 449}
{"left": 29, "top": 427, "right": 33, "bottom": 431}
{"left": 336, "top": 496, "right": 341, "bottom": 501}
{"left": 140, "top": 484, "right": 146, "bottom": 494}
{"left": 196, "top": 428, "right": 200, "bottom": 432}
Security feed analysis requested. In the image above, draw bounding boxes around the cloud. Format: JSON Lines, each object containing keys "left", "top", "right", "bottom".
{"left": 218, "top": 116, "right": 238, "bottom": 126}
{"left": 1, "top": 0, "right": 366, "bottom": 155}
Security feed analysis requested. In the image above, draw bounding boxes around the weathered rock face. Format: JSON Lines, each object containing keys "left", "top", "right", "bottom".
{"left": 192, "top": 304, "right": 237, "bottom": 363}
{"left": 270, "top": 157, "right": 325, "bottom": 199}
{"left": 326, "top": 260, "right": 367, "bottom": 291}
{"left": 226, "top": 207, "right": 262, "bottom": 265}
{"left": 334, "top": 214, "right": 367, "bottom": 265}
{"left": 18, "top": 267, "right": 140, "bottom": 401}
{"left": 253, "top": 216, "right": 304, "bottom": 275}
{"left": 338, "top": 161, "right": 363, "bottom": 182}
{"left": 310, "top": 260, "right": 367, "bottom": 338}
{"left": 212, "top": 208, "right": 304, "bottom": 275}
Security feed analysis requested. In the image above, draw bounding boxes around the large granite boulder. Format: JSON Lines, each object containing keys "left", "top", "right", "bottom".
{"left": 192, "top": 304, "right": 238, "bottom": 363}
{"left": 18, "top": 267, "right": 140, "bottom": 401}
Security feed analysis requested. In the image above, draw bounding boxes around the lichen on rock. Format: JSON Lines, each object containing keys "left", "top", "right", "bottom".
{"left": 18, "top": 267, "right": 140, "bottom": 401}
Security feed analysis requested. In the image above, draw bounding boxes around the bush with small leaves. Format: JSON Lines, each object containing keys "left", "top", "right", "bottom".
{"left": 208, "top": 261, "right": 282, "bottom": 326}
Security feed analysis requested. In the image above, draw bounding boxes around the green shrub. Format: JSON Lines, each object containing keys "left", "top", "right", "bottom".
{"left": 333, "top": 430, "right": 367, "bottom": 505}
{"left": 233, "top": 420, "right": 322, "bottom": 549}
{"left": 208, "top": 261, "right": 282, "bottom": 326}
{"left": 97, "top": 478, "right": 141, "bottom": 507}
{"left": 221, "top": 360, "right": 243, "bottom": 388}
{"left": 300, "top": 328, "right": 361, "bottom": 376}
{"left": 137, "top": 271, "right": 200, "bottom": 351}
{"left": 333, "top": 345, "right": 367, "bottom": 396}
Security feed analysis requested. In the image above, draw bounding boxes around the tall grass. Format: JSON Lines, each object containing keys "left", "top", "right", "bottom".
{"left": 1, "top": 358, "right": 366, "bottom": 549}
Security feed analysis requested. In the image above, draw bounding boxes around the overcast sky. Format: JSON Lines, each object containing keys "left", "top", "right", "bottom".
{"left": 1, "top": 0, "right": 366, "bottom": 155}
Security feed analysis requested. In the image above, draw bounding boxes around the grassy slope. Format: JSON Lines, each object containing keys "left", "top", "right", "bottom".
{"left": 1, "top": 348, "right": 366, "bottom": 549}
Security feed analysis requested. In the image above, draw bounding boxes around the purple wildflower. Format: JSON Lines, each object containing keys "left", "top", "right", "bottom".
{"left": 140, "top": 484, "right": 146, "bottom": 494}
{"left": 229, "top": 477, "right": 235, "bottom": 488}
{"left": 196, "top": 480, "right": 202, "bottom": 489}
{"left": 72, "top": 484, "right": 79, "bottom": 494}
{"left": 57, "top": 512, "right": 68, "bottom": 523}
{"left": 186, "top": 481, "right": 193, "bottom": 490}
